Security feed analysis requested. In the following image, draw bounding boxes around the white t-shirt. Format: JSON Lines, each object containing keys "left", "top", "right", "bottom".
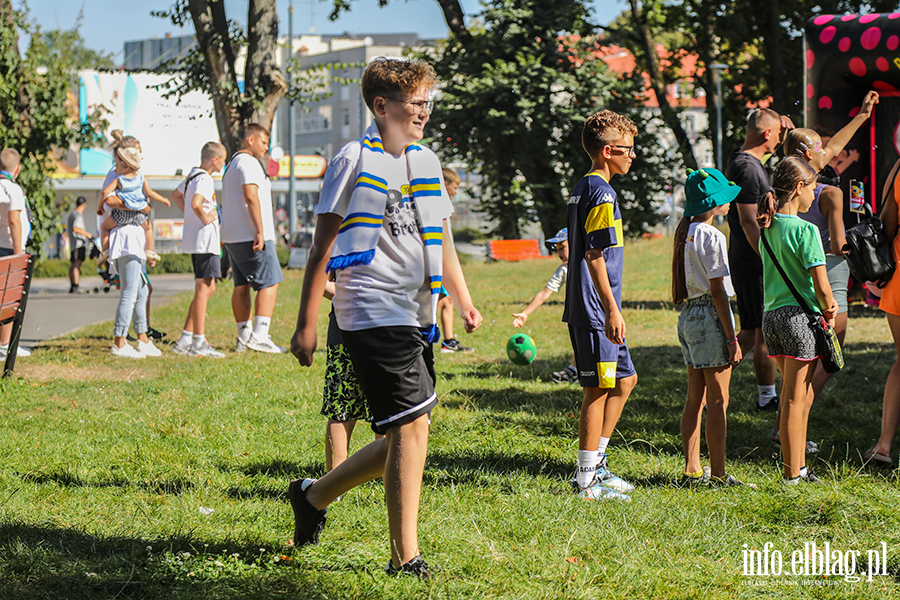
{"left": 220, "top": 153, "right": 275, "bottom": 243}
{"left": 109, "top": 224, "right": 146, "bottom": 262}
{"left": 0, "top": 178, "right": 30, "bottom": 250}
{"left": 546, "top": 263, "right": 568, "bottom": 293}
{"left": 177, "top": 167, "right": 220, "bottom": 254}
{"left": 684, "top": 222, "right": 734, "bottom": 299}
{"left": 317, "top": 140, "right": 454, "bottom": 331}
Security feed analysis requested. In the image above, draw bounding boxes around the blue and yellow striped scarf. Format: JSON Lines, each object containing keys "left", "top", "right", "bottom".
{"left": 327, "top": 122, "right": 446, "bottom": 342}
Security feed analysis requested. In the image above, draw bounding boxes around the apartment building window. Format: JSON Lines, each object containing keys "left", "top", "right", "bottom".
{"left": 298, "top": 105, "right": 332, "bottom": 133}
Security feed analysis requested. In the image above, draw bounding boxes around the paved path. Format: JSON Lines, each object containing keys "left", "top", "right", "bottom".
{"left": 20, "top": 274, "right": 196, "bottom": 347}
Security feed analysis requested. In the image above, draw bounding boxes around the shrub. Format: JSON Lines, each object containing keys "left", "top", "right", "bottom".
{"left": 276, "top": 245, "right": 290, "bottom": 269}
{"left": 147, "top": 253, "right": 193, "bottom": 274}
{"left": 453, "top": 227, "right": 487, "bottom": 244}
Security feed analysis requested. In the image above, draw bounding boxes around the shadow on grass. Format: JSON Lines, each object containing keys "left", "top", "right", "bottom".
{"left": 425, "top": 449, "right": 573, "bottom": 485}
{"left": 0, "top": 522, "right": 344, "bottom": 599}
{"left": 20, "top": 470, "right": 194, "bottom": 496}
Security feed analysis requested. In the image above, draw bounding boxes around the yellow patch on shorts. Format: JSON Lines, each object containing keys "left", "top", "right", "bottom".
{"left": 597, "top": 361, "right": 617, "bottom": 388}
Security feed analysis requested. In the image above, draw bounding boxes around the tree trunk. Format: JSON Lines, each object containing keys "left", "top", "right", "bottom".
{"left": 757, "top": 0, "right": 789, "bottom": 115}
{"left": 188, "top": 0, "right": 242, "bottom": 154}
{"left": 627, "top": 0, "right": 698, "bottom": 170}
{"left": 435, "top": 0, "right": 472, "bottom": 47}
{"left": 245, "top": 0, "right": 288, "bottom": 130}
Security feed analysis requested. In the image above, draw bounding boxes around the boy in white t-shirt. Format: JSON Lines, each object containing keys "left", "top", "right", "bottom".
{"left": 172, "top": 142, "right": 228, "bottom": 358}
{"left": 220, "top": 124, "right": 284, "bottom": 353}
{"left": 0, "top": 148, "right": 31, "bottom": 358}
{"left": 289, "top": 58, "right": 482, "bottom": 578}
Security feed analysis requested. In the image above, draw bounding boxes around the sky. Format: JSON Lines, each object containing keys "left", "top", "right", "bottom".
{"left": 16, "top": 0, "right": 626, "bottom": 61}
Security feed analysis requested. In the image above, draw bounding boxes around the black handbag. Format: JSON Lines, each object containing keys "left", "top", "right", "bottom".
{"left": 843, "top": 203, "right": 894, "bottom": 288}
{"left": 760, "top": 230, "right": 844, "bottom": 374}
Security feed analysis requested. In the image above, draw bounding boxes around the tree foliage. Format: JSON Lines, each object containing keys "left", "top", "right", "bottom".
{"left": 0, "top": 1, "right": 105, "bottom": 258}
{"left": 152, "top": 0, "right": 358, "bottom": 156}
{"left": 423, "top": 0, "right": 668, "bottom": 240}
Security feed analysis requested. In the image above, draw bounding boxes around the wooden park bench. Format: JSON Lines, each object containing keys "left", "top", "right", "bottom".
{"left": 486, "top": 239, "right": 546, "bottom": 262}
{"left": 0, "top": 253, "right": 34, "bottom": 378}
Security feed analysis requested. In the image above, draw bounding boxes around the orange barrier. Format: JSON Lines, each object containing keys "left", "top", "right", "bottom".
{"left": 486, "top": 239, "right": 547, "bottom": 262}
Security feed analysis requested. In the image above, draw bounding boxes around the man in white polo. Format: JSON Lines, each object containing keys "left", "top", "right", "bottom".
{"left": 221, "top": 124, "right": 284, "bottom": 353}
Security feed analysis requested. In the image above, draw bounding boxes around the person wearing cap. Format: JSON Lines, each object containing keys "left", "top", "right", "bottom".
{"left": 66, "top": 196, "right": 90, "bottom": 293}
{"left": 672, "top": 168, "right": 751, "bottom": 488}
{"left": 101, "top": 147, "right": 164, "bottom": 359}
{"left": 511, "top": 227, "right": 576, "bottom": 382}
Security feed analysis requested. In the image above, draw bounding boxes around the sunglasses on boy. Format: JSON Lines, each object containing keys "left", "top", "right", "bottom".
{"left": 385, "top": 97, "right": 435, "bottom": 114}
{"left": 609, "top": 144, "right": 637, "bottom": 157}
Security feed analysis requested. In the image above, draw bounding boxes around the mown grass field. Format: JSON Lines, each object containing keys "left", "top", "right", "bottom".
{"left": 1, "top": 236, "right": 898, "bottom": 599}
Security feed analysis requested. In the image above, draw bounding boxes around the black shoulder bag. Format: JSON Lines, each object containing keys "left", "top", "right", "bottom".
{"left": 760, "top": 230, "right": 844, "bottom": 374}
{"left": 842, "top": 158, "right": 899, "bottom": 288}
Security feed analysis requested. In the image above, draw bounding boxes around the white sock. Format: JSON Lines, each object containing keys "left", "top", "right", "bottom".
{"left": 252, "top": 316, "right": 271, "bottom": 340}
{"left": 758, "top": 385, "right": 777, "bottom": 406}
{"left": 237, "top": 320, "right": 252, "bottom": 343}
{"left": 192, "top": 334, "right": 206, "bottom": 350}
{"left": 596, "top": 437, "right": 610, "bottom": 457}
{"left": 576, "top": 450, "right": 599, "bottom": 488}
{"left": 179, "top": 330, "right": 192, "bottom": 346}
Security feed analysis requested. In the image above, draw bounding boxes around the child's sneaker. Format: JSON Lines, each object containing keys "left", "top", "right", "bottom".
{"left": 0, "top": 344, "right": 30, "bottom": 358}
{"left": 440, "top": 338, "right": 474, "bottom": 353}
{"left": 571, "top": 476, "right": 631, "bottom": 501}
{"left": 235, "top": 337, "right": 249, "bottom": 353}
{"left": 189, "top": 341, "right": 225, "bottom": 358}
{"left": 384, "top": 555, "right": 436, "bottom": 579}
{"left": 147, "top": 327, "right": 166, "bottom": 340}
{"left": 677, "top": 466, "right": 710, "bottom": 488}
{"left": 136, "top": 340, "right": 162, "bottom": 357}
{"left": 246, "top": 333, "right": 285, "bottom": 354}
{"left": 551, "top": 365, "right": 578, "bottom": 383}
{"left": 595, "top": 454, "right": 634, "bottom": 494}
{"left": 288, "top": 478, "right": 327, "bottom": 547}
{"left": 110, "top": 343, "right": 145, "bottom": 359}
{"left": 172, "top": 340, "right": 192, "bottom": 355}
{"left": 709, "top": 473, "right": 757, "bottom": 489}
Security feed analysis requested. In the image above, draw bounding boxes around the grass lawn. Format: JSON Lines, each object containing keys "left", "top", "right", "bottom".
{"left": 1, "top": 237, "right": 898, "bottom": 599}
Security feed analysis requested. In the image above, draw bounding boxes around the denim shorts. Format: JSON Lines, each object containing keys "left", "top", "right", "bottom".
{"left": 677, "top": 296, "right": 730, "bottom": 369}
{"left": 224, "top": 240, "right": 284, "bottom": 290}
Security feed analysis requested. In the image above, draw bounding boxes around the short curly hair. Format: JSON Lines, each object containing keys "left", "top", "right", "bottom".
{"left": 582, "top": 110, "right": 638, "bottom": 157}
{"left": 361, "top": 57, "right": 437, "bottom": 111}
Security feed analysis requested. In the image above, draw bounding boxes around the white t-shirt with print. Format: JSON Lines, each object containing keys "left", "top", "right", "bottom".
{"left": 220, "top": 153, "right": 275, "bottom": 243}
{"left": 177, "top": 167, "right": 220, "bottom": 254}
{"left": 545, "top": 263, "right": 568, "bottom": 293}
{"left": 684, "top": 222, "right": 734, "bottom": 299}
{"left": 0, "top": 179, "right": 30, "bottom": 250}
{"left": 317, "top": 140, "right": 454, "bottom": 332}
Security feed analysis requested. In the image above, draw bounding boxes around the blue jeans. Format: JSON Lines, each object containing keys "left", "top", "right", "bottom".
{"left": 114, "top": 255, "right": 148, "bottom": 337}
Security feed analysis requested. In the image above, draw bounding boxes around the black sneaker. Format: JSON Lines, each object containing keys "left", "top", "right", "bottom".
{"left": 440, "top": 338, "right": 473, "bottom": 353}
{"left": 551, "top": 365, "right": 578, "bottom": 383}
{"left": 756, "top": 396, "right": 779, "bottom": 412}
{"left": 288, "top": 478, "right": 327, "bottom": 547}
{"left": 384, "top": 555, "right": 436, "bottom": 579}
{"left": 69, "top": 284, "right": 80, "bottom": 294}
{"left": 709, "top": 473, "right": 757, "bottom": 489}
{"left": 677, "top": 467, "right": 710, "bottom": 488}
{"left": 801, "top": 468, "right": 824, "bottom": 484}
{"left": 147, "top": 327, "right": 167, "bottom": 340}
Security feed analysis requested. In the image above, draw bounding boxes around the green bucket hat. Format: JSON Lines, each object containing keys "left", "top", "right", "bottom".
{"left": 683, "top": 168, "right": 741, "bottom": 218}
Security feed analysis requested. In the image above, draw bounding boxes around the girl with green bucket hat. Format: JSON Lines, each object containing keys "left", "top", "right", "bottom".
{"left": 671, "top": 168, "right": 753, "bottom": 488}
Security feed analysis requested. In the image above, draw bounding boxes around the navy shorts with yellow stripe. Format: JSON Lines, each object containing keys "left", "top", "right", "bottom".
{"left": 568, "top": 323, "right": 636, "bottom": 389}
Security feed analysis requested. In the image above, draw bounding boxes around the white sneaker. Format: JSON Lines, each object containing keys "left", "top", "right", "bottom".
{"left": 172, "top": 340, "right": 192, "bottom": 355}
{"left": 189, "top": 342, "right": 225, "bottom": 358}
{"left": 111, "top": 343, "right": 145, "bottom": 359}
{"left": 235, "top": 337, "right": 249, "bottom": 353}
{"left": 0, "top": 344, "right": 30, "bottom": 357}
{"left": 136, "top": 340, "right": 162, "bottom": 357}
{"left": 246, "top": 333, "right": 285, "bottom": 354}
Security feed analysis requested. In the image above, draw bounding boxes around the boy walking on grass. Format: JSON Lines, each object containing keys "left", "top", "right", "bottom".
{"left": 289, "top": 58, "right": 482, "bottom": 578}
{"left": 171, "top": 141, "right": 228, "bottom": 358}
{"left": 564, "top": 110, "right": 639, "bottom": 501}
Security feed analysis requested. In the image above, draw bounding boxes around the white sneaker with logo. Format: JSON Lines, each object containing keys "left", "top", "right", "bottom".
{"left": 189, "top": 342, "right": 226, "bottom": 358}
{"left": 246, "top": 333, "right": 285, "bottom": 354}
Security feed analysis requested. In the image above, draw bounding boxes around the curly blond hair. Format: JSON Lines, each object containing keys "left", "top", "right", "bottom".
{"left": 361, "top": 58, "right": 437, "bottom": 111}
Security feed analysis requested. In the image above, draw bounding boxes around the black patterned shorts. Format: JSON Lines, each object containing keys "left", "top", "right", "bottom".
{"left": 762, "top": 305, "right": 818, "bottom": 361}
{"left": 321, "top": 343, "right": 369, "bottom": 422}
{"left": 111, "top": 208, "right": 147, "bottom": 227}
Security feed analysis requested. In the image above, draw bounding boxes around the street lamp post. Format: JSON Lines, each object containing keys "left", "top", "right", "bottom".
{"left": 288, "top": 0, "right": 298, "bottom": 239}
{"left": 709, "top": 63, "right": 727, "bottom": 172}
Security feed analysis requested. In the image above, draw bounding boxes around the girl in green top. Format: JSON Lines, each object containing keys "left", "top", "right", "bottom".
{"left": 757, "top": 157, "right": 838, "bottom": 484}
